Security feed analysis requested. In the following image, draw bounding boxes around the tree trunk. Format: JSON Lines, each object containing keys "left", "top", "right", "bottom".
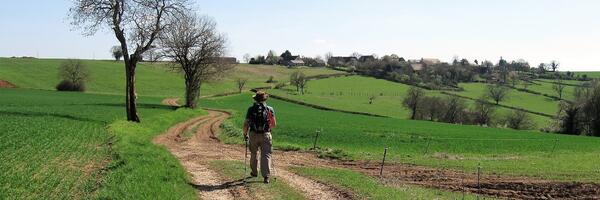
{"left": 185, "top": 80, "right": 200, "bottom": 109}
{"left": 125, "top": 62, "right": 140, "bottom": 122}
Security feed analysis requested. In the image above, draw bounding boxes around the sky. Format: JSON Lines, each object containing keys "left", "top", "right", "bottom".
{"left": 1, "top": 0, "right": 599, "bottom": 71}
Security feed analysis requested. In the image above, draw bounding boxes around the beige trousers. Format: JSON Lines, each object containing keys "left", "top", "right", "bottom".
{"left": 249, "top": 132, "right": 272, "bottom": 178}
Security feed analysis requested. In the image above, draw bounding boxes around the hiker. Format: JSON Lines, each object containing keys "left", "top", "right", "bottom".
{"left": 243, "top": 90, "right": 277, "bottom": 183}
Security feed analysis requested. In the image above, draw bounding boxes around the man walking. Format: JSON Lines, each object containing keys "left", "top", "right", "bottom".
{"left": 243, "top": 90, "right": 277, "bottom": 183}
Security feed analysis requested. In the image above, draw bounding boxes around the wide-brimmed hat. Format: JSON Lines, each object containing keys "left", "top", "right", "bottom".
{"left": 253, "top": 90, "right": 269, "bottom": 102}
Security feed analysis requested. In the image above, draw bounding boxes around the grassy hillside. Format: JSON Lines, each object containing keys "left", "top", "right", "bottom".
{"left": 0, "top": 89, "right": 201, "bottom": 199}
{"left": 450, "top": 83, "right": 560, "bottom": 116}
{"left": 202, "top": 94, "right": 600, "bottom": 182}
{"left": 0, "top": 57, "right": 342, "bottom": 97}
{"left": 270, "top": 75, "right": 551, "bottom": 128}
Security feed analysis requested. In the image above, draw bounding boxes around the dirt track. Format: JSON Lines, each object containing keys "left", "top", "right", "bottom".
{"left": 154, "top": 100, "right": 348, "bottom": 200}
{"left": 157, "top": 98, "right": 600, "bottom": 200}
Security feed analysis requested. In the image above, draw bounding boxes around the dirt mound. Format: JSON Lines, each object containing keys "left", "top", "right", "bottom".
{"left": 0, "top": 80, "right": 17, "bottom": 88}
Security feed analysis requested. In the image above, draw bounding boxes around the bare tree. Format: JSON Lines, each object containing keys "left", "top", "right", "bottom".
{"left": 472, "top": 97, "right": 495, "bottom": 126}
{"left": 266, "top": 50, "right": 279, "bottom": 65}
{"left": 350, "top": 52, "right": 362, "bottom": 59}
{"left": 236, "top": 78, "right": 248, "bottom": 93}
{"left": 486, "top": 84, "right": 509, "bottom": 105}
{"left": 290, "top": 71, "right": 302, "bottom": 92}
{"left": 243, "top": 53, "right": 251, "bottom": 63}
{"left": 368, "top": 94, "right": 377, "bottom": 104}
{"left": 70, "top": 0, "right": 190, "bottom": 122}
{"left": 508, "top": 72, "right": 520, "bottom": 87}
{"left": 553, "top": 78, "right": 566, "bottom": 100}
{"left": 57, "top": 59, "right": 90, "bottom": 91}
{"left": 549, "top": 60, "right": 560, "bottom": 72}
{"left": 324, "top": 52, "right": 333, "bottom": 63}
{"left": 160, "top": 12, "right": 231, "bottom": 109}
{"left": 111, "top": 45, "right": 123, "bottom": 61}
{"left": 297, "top": 73, "right": 308, "bottom": 95}
{"left": 403, "top": 86, "right": 425, "bottom": 120}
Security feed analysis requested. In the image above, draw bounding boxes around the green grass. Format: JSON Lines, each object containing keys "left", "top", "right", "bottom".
{"left": 208, "top": 160, "right": 305, "bottom": 200}
{"left": 202, "top": 94, "right": 600, "bottom": 182}
{"left": 574, "top": 71, "right": 600, "bottom": 78}
{"left": 270, "top": 75, "right": 414, "bottom": 118}
{"left": 0, "top": 58, "right": 343, "bottom": 97}
{"left": 527, "top": 80, "right": 578, "bottom": 100}
{"left": 269, "top": 75, "right": 551, "bottom": 128}
{"left": 451, "top": 83, "right": 559, "bottom": 116}
{"left": 0, "top": 88, "right": 198, "bottom": 199}
{"left": 290, "top": 167, "right": 479, "bottom": 199}
{"left": 98, "top": 108, "right": 206, "bottom": 199}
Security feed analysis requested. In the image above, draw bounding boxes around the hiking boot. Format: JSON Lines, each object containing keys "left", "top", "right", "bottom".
{"left": 250, "top": 173, "right": 258, "bottom": 177}
{"left": 263, "top": 177, "right": 270, "bottom": 184}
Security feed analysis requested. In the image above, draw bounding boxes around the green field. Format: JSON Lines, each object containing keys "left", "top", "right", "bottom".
{"left": 575, "top": 71, "right": 600, "bottom": 78}
{"left": 270, "top": 75, "right": 551, "bottom": 128}
{"left": 0, "top": 58, "right": 342, "bottom": 97}
{"left": 203, "top": 94, "right": 600, "bottom": 182}
{"left": 0, "top": 89, "right": 202, "bottom": 199}
{"left": 528, "top": 80, "right": 578, "bottom": 100}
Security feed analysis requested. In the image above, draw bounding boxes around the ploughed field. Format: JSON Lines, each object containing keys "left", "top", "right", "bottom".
{"left": 202, "top": 94, "right": 600, "bottom": 182}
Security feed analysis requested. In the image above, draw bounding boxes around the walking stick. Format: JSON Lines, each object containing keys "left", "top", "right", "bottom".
{"left": 243, "top": 131, "right": 249, "bottom": 185}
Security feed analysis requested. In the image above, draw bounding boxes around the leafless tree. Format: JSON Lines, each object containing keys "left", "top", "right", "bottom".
{"left": 553, "top": 78, "right": 566, "bottom": 100}
{"left": 486, "top": 84, "right": 509, "bottom": 105}
{"left": 324, "top": 52, "right": 333, "bottom": 63}
{"left": 243, "top": 53, "right": 251, "bottom": 63}
{"left": 236, "top": 78, "right": 248, "bottom": 93}
{"left": 403, "top": 86, "right": 425, "bottom": 120}
{"left": 368, "top": 94, "right": 377, "bottom": 104}
{"left": 70, "top": 0, "right": 190, "bottom": 122}
{"left": 297, "top": 74, "right": 308, "bottom": 95}
{"left": 472, "top": 97, "right": 496, "bottom": 126}
{"left": 508, "top": 72, "right": 520, "bottom": 87}
{"left": 549, "top": 60, "right": 560, "bottom": 72}
{"left": 111, "top": 45, "right": 123, "bottom": 61}
{"left": 160, "top": 12, "right": 232, "bottom": 109}
{"left": 350, "top": 52, "right": 362, "bottom": 59}
{"left": 57, "top": 59, "right": 90, "bottom": 91}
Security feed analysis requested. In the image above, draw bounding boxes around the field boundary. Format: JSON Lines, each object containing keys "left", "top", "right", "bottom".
{"left": 440, "top": 91, "right": 555, "bottom": 118}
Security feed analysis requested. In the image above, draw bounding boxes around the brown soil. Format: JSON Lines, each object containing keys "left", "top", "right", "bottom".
{"left": 161, "top": 98, "right": 181, "bottom": 107}
{"left": 343, "top": 161, "right": 600, "bottom": 200}
{"left": 0, "top": 80, "right": 17, "bottom": 88}
{"left": 158, "top": 98, "right": 600, "bottom": 199}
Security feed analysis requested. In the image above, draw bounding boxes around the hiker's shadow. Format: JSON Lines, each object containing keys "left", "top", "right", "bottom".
{"left": 189, "top": 177, "right": 261, "bottom": 192}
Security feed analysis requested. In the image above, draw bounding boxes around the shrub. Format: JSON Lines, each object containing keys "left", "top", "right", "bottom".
{"left": 56, "top": 80, "right": 86, "bottom": 92}
{"left": 503, "top": 110, "right": 535, "bottom": 130}
{"left": 56, "top": 59, "right": 89, "bottom": 92}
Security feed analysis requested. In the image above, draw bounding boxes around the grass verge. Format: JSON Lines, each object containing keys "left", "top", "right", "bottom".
{"left": 97, "top": 108, "right": 207, "bottom": 199}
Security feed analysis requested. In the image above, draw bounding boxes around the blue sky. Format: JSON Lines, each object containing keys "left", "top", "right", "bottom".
{"left": 1, "top": 0, "right": 599, "bottom": 71}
